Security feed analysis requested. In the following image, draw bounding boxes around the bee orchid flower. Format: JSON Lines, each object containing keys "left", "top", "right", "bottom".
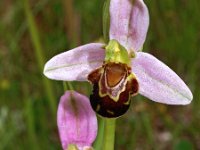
{"left": 44, "top": 0, "right": 193, "bottom": 118}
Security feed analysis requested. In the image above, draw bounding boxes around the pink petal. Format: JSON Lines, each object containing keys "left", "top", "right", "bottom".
{"left": 44, "top": 43, "right": 105, "bottom": 81}
{"left": 57, "top": 91, "right": 97, "bottom": 150}
{"left": 132, "top": 52, "right": 193, "bottom": 105}
{"left": 109, "top": 0, "right": 149, "bottom": 51}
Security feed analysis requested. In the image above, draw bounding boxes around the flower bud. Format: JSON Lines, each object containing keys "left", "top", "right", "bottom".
{"left": 57, "top": 91, "right": 97, "bottom": 150}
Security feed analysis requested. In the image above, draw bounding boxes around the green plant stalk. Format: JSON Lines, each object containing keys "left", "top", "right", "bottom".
{"left": 63, "top": 82, "right": 74, "bottom": 91}
{"left": 67, "top": 82, "right": 74, "bottom": 91}
{"left": 63, "top": 82, "right": 68, "bottom": 91}
{"left": 102, "top": 118, "right": 116, "bottom": 150}
{"left": 23, "top": 0, "right": 56, "bottom": 115}
{"left": 93, "top": 117, "right": 105, "bottom": 150}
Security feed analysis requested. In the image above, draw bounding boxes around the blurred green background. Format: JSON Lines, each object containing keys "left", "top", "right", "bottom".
{"left": 0, "top": 0, "right": 199, "bottom": 149}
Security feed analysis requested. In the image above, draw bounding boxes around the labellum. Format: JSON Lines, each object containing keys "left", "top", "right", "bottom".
{"left": 88, "top": 40, "right": 139, "bottom": 118}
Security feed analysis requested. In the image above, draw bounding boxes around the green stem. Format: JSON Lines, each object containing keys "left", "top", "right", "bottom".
{"left": 63, "top": 82, "right": 68, "bottom": 91}
{"left": 67, "top": 82, "right": 74, "bottom": 91}
{"left": 63, "top": 82, "right": 74, "bottom": 92}
{"left": 103, "top": 118, "right": 116, "bottom": 150}
{"left": 93, "top": 117, "right": 105, "bottom": 150}
{"left": 23, "top": 0, "right": 56, "bottom": 115}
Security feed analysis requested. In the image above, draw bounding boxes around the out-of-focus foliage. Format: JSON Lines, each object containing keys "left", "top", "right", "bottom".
{"left": 0, "top": 0, "right": 199, "bottom": 149}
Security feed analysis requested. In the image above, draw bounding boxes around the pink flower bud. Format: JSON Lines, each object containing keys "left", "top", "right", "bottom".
{"left": 57, "top": 91, "right": 97, "bottom": 150}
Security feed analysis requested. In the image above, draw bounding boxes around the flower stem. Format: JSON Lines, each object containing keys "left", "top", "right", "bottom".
{"left": 63, "top": 82, "right": 68, "bottom": 91}
{"left": 63, "top": 82, "right": 74, "bottom": 92}
{"left": 67, "top": 82, "right": 74, "bottom": 91}
{"left": 93, "top": 116, "right": 105, "bottom": 150}
{"left": 103, "top": 118, "right": 116, "bottom": 150}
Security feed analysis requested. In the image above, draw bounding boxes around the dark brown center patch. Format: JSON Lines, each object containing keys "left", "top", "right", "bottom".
{"left": 88, "top": 62, "right": 139, "bottom": 118}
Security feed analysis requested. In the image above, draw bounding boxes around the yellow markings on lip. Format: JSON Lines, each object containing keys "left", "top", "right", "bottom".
{"left": 123, "top": 96, "right": 131, "bottom": 105}
{"left": 106, "top": 110, "right": 115, "bottom": 115}
{"left": 98, "top": 75, "right": 127, "bottom": 102}
{"left": 96, "top": 104, "right": 101, "bottom": 112}
{"left": 98, "top": 62, "right": 129, "bottom": 102}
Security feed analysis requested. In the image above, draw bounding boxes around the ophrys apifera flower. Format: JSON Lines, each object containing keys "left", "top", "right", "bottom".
{"left": 44, "top": 0, "right": 193, "bottom": 118}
